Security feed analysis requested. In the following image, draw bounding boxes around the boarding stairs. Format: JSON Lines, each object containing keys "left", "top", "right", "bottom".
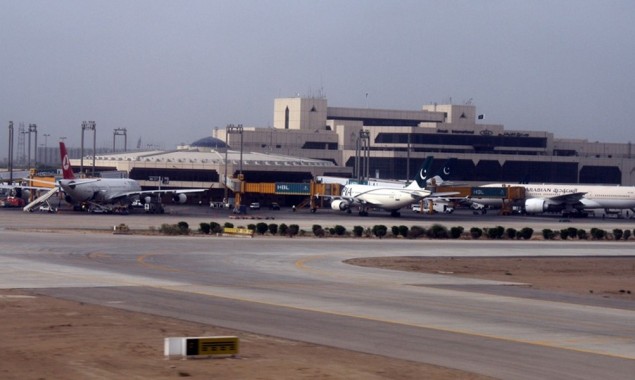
{"left": 23, "top": 187, "right": 59, "bottom": 212}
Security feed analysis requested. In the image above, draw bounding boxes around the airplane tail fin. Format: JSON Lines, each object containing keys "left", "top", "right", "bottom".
{"left": 407, "top": 156, "right": 434, "bottom": 189}
{"left": 59, "top": 142, "right": 75, "bottom": 180}
{"left": 429, "top": 158, "right": 457, "bottom": 185}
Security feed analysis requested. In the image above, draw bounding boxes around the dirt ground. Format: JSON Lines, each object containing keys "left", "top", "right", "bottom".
{"left": 346, "top": 256, "right": 635, "bottom": 300}
{"left": 2, "top": 256, "right": 634, "bottom": 380}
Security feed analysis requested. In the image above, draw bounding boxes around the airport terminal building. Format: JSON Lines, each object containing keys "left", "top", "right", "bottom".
{"left": 80, "top": 97, "right": 635, "bottom": 196}
{"left": 218, "top": 97, "right": 635, "bottom": 186}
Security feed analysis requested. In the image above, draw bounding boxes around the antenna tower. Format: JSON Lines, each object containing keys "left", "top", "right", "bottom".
{"left": 16, "top": 123, "right": 26, "bottom": 166}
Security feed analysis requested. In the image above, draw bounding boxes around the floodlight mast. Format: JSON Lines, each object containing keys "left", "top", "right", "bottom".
{"left": 80, "top": 121, "right": 96, "bottom": 176}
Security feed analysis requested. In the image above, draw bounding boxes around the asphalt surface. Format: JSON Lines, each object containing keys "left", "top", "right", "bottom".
{"left": 1, "top": 205, "right": 634, "bottom": 379}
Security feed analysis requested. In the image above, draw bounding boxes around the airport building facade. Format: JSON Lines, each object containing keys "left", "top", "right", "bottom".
{"left": 218, "top": 97, "right": 635, "bottom": 186}
{"left": 75, "top": 96, "right": 635, "bottom": 198}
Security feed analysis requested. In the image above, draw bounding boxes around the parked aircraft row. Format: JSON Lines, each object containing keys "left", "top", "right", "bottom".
{"left": 321, "top": 157, "right": 635, "bottom": 218}
{"left": 325, "top": 158, "right": 462, "bottom": 217}
{"left": 474, "top": 183, "right": 635, "bottom": 217}
{"left": 4, "top": 147, "right": 635, "bottom": 218}
{"left": 329, "top": 157, "right": 435, "bottom": 217}
{"left": 1, "top": 142, "right": 206, "bottom": 213}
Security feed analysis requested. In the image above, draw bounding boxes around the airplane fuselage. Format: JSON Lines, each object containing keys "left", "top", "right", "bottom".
{"left": 59, "top": 178, "right": 141, "bottom": 204}
{"left": 330, "top": 156, "right": 433, "bottom": 215}
{"left": 476, "top": 183, "right": 635, "bottom": 212}
{"left": 341, "top": 184, "right": 420, "bottom": 211}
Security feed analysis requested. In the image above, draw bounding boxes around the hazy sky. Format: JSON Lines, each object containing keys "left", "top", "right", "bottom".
{"left": 2, "top": 0, "right": 634, "bottom": 160}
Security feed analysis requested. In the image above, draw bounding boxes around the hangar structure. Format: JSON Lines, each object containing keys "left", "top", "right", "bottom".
{"left": 218, "top": 97, "right": 635, "bottom": 186}
{"left": 72, "top": 136, "right": 351, "bottom": 204}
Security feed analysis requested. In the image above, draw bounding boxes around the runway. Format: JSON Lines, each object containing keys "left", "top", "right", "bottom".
{"left": 0, "top": 209, "right": 634, "bottom": 379}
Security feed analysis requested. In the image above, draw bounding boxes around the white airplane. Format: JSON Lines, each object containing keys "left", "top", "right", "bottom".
{"left": 23, "top": 142, "right": 207, "bottom": 213}
{"left": 330, "top": 157, "right": 435, "bottom": 216}
{"left": 476, "top": 183, "right": 635, "bottom": 217}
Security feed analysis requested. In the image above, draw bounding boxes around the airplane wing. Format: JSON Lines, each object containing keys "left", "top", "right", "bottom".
{"left": 404, "top": 189, "right": 432, "bottom": 199}
{"left": 548, "top": 192, "right": 587, "bottom": 205}
{"left": 110, "top": 188, "right": 208, "bottom": 202}
{"left": 0, "top": 182, "right": 55, "bottom": 191}
{"left": 427, "top": 191, "right": 459, "bottom": 198}
{"left": 123, "top": 188, "right": 207, "bottom": 197}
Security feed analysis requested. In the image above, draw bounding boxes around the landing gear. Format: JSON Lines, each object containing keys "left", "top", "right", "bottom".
{"left": 357, "top": 205, "right": 370, "bottom": 216}
{"left": 390, "top": 210, "right": 401, "bottom": 217}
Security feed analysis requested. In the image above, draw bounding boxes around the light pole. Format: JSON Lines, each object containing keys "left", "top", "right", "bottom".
{"left": 43, "top": 133, "right": 50, "bottom": 165}
{"left": 27, "top": 124, "right": 37, "bottom": 169}
{"left": 222, "top": 124, "right": 244, "bottom": 205}
{"left": 355, "top": 130, "right": 370, "bottom": 181}
{"left": 8, "top": 121, "right": 14, "bottom": 184}
{"left": 81, "top": 121, "right": 96, "bottom": 176}
{"left": 113, "top": 128, "right": 127, "bottom": 152}
{"left": 406, "top": 132, "right": 411, "bottom": 182}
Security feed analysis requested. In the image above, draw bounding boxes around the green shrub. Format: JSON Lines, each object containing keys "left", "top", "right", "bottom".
{"left": 312, "top": 224, "right": 325, "bottom": 237}
{"left": 559, "top": 229, "right": 569, "bottom": 240}
{"left": 279, "top": 223, "right": 288, "bottom": 236}
{"left": 353, "top": 225, "right": 364, "bottom": 237}
{"left": 334, "top": 225, "right": 346, "bottom": 236}
{"left": 199, "top": 222, "right": 211, "bottom": 234}
{"left": 613, "top": 228, "right": 623, "bottom": 240}
{"left": 398, "top": 225, "right": 409, "bottom": 238}
{"left": 505, "top": 228, "right": 517, "bottom": 239}
{"left": 407, "top": 226, "right": 426, "bottom": 239}
{"left": 223, "top": 222, "right": 234, "bottom": 229}
{"left": 542, "top": 229, "right": 555, "bottom": 240}
{"left": 372, "top": 225, "right": 388, "bottom": 239}
{"left": 567, "top": 227, "right": 578, "bottom": 239}
{"left": 427, "top": 224, "right": 449, "bottom": 239}
{"left": 591, "top": 228, "right": 606, "bottom": 240}
{"left": 268, "top": 223, "right": 278, "bottom": 235}
{"left": 470, "top": 227, "right": 483, "bottom": 239}
{"left": 256, "top": 222, "right": 268, "bottom": 235}
{"left": 450, "top": 226, "right": 464, "bottom": 239}
{"left": 391, "top": 225, "right": 400, "bottom": 237}
{"left": 624, "top": 230, "right": 631, "bottom": 240}
{"left": 159, "top": 223, "right": 189, "bottom": 235}
{"left": 247, "top": 223, "right": 257, "bottom": 231}
{"left": 288, "top": 224, "right": 300, "bottom": 237}
{"left": 159, "top": 223, "right": 180, "bottom": 235}
{"left": 487, "top": 226, "right": 505, "bottom": 239}
{"left": 210, "top": 222, "right": 222, "bottom": 234}
{"left": 577, "top": 229, "right": 587, "bottom": 240}
{"left": 518, "top": 227, "right": 534, "bottom": 240}
{"left": 177, "top": 221, "right": 190, "bottom": 234}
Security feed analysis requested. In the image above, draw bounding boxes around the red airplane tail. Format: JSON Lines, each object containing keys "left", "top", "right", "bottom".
{"left": 59, "top": 142, "right": 75, "bottom": 180}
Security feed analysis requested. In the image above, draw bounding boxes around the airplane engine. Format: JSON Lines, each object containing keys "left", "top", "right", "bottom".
{"left": 172, "top": 193, "right": 187, "bottom": 204}
{"left": 331, "top": 199, "right": 349, "bottom": 211}
{"left": 524, "top": 198, "right": 547, "bottom": 214}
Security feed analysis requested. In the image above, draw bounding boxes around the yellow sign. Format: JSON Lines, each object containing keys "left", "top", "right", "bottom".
{"left": 186, "top": 336, "right": 239, "bottom": 356}
{"left": 223, "top": 227, "right": 254, "bottom": 237}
